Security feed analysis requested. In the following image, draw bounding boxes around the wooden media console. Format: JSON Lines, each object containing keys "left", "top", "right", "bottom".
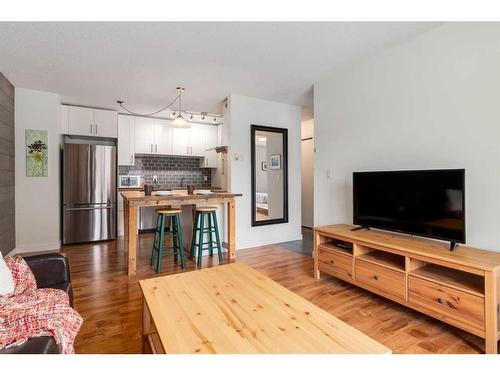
{"left": 314, "top": 224, "right": 500, "bottom": 354}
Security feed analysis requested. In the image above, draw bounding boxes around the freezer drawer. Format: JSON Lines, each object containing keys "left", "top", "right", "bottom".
{"left": 63, "top": 204, "right": 116, "bottom": 244}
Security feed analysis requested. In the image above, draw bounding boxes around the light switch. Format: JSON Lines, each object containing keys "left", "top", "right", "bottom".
{"left": 326, "top": 169, "right": 332, "bottom": 179}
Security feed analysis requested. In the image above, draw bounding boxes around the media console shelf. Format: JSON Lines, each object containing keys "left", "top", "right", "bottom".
{"left": 314, "top": 224, "right": 500, "bottom": 354}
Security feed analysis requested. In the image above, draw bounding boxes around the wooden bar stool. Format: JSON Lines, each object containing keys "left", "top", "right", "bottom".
{"left": 150, "top": 208, "right": 186, "bottom": 273}
{"left": 189, "top": 207, "right": 223, "bottom": 268}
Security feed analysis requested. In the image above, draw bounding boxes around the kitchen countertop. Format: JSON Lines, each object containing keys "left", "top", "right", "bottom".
{"left": 120, "top": 190, "right": 241, "bottom": 207}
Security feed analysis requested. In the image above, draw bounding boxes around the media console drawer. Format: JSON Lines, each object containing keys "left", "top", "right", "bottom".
{"left": 355, "top": 259, "right": 406, "bottom": 299}
{"left": 408, "top": 276, "right": 485, "bottom": 330}
{"left": 318, "top": 247, "right": 353, "bottom": 279}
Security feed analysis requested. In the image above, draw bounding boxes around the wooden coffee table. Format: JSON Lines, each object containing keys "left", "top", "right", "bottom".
{"left": 139, "top": 262, "right": 390, "bottom": 354}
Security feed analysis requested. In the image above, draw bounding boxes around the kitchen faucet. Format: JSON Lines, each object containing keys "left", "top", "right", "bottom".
{"left": 180, "top": 177, "right": 185, "bottom": 187}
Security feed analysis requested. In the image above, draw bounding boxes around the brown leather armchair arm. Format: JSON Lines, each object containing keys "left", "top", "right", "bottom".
{"left": 23, "top": 253, "right": 73, "bottom": 306}
{"left": 0, "top": 253, "right": 74, "bottom": 355}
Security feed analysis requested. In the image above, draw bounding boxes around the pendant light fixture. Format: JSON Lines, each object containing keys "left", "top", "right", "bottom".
{"left": 170, "top": 87, "right": 190, "bottom": 128}
{"left": 116, "top": 87, "right": 222, "bottom": 125}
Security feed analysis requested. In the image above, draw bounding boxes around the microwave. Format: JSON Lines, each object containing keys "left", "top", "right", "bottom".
{"left": 119, "top": 175, "right": 142, "bottom": 188}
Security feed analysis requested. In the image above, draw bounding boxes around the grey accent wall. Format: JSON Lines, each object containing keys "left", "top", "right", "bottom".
{"left": 0, "top": 73, "right": 15, "bottom": 256}
{"left": 119, "top": 155, "right": 211, "bottom": 188}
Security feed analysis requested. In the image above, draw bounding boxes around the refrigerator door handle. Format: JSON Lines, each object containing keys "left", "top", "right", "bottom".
{"left": 65, "top": 206, "right": 113, "bottom": 211}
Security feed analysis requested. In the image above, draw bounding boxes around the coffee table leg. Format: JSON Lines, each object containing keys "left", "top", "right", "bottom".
{"left": 142, "top": 298, "right": 151, "bottom": 353}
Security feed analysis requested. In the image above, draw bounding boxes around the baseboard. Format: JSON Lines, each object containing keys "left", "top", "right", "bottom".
{"left": 11, "top": 241, "right": 62, "bottom": 255}
{"left": 237, "top": 234, "right": 304, "bottom": 251}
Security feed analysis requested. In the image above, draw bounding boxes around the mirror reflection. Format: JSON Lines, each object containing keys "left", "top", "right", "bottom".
{"left": 251, "top": 125, "right": 288, "bottom": 226}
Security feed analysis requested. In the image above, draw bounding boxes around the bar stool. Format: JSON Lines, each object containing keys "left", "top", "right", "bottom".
{"left": 150, "top": 208, "right": 186, "bottom": 273}
{"left": 189, "top": 207, "right": 223, "bottom": 268}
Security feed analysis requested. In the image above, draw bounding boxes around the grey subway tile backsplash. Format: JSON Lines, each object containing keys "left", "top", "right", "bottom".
{"left": 119, "top": 155, "right": 211, "bottom": 188}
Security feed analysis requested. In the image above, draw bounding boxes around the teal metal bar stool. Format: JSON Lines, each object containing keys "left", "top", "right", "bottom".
{"left": 150, "top": 208, "right": 186, "bottom": 273}
{"left": 189, "top": 207, "right": 223, "bottom": 268}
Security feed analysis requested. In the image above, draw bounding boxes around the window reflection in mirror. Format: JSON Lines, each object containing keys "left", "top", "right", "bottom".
{"left": 251, "top": 125, "right": 288, "bottom": 226}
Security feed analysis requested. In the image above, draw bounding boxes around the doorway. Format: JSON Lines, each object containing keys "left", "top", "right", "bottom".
{"left": 301, "top": 119, "right": 314, "bottom": 229}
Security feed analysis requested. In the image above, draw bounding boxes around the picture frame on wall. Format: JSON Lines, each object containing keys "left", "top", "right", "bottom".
{"left": 25, "top": 129, "right": 48, "bottom": 177}
{"left": 269, "top": 154, "right": 281, "bottom": 170}
{"left": 261, "top": 162, "right": 268, "bottom": 171}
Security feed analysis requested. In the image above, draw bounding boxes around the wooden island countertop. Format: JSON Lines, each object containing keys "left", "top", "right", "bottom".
{"left": 120, "top": 191, "right": 242, "bottom": 276}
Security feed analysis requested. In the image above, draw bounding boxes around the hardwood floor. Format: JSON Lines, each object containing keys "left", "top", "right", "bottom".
{"left": 60, "top": 233, "right": 484, "bottom": 354}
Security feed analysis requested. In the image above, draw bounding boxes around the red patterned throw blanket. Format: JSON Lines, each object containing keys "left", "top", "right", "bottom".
{"left": 0, "top": 256, "right": 83, "bottom": 354}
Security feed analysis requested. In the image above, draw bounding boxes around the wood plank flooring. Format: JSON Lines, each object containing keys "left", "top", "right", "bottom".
{"left": 60, "top": 233, "right": 485, "bottom": 354}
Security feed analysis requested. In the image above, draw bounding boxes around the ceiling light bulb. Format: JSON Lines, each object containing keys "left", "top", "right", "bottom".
{"left": 171, "top": 113, "right": 190, "bottom": 128}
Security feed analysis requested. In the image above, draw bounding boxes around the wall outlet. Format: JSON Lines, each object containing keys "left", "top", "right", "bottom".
{"left": 152, "top": 175, "right": 158, "bottom": 184}
{"left": 233, "top": 153, "right": 243, "bottom": 161}
{"left": 204, "top": 176, "right": 208, "bottom": 181}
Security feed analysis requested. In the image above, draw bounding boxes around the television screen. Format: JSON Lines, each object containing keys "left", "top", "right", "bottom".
{"left": 353, "top": 169, "right": 465, "bottom": 244}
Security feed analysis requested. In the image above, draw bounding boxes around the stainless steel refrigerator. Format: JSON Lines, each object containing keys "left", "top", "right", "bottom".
{"left": 62, "top": 140, "right": 117, "bottom": 244}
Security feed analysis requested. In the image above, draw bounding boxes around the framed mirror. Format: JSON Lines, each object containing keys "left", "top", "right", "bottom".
{"left": 251, "top": 125, "right": 288, "bottom": 226}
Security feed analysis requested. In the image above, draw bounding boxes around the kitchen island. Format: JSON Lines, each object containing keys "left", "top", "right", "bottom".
{"left": 120, "top": 190, "right": 242, "bottom": 276}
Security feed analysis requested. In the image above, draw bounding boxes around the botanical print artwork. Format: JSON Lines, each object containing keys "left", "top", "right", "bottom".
{"left": 26, "top": 129, "right": 48, "bottom": 177}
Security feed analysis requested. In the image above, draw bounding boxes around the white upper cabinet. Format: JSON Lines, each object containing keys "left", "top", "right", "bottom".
{"left": 154, "top": 119, "right": 173, "bottom": 155}
{"left": 118, "top": 115, "right": 135, "bottom": 166}
{"left": 189, "top": 123, "right": 206, "bottom": 156}
{"left": 172, "top": 127, "right": 190, "bottom": 155}
{"left": 67, "top": 106, "right": 94, "bottom": 136}
{"left": 205, "top": 125, "right": 219, "bottom": 150}
{"left": 134, "top": 117, "right": 173, "bottom": 155}
{"left": 134, "top": 116, "right": 155, "bottom": 154}
{"left": 201, "top": 125, "right": 220, "bottom": 168}
{"left": 124, "top": 116, "right": 220, "bottom": 159}
{"left": 94, "top": 109, "right": 118, "bottom": 138}
{"left": 65, "top": 105, "right": 117, "bottom": 138}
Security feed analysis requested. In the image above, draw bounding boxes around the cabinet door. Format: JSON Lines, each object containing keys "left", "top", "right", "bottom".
{"left": 205, "top": 125, "right": 219, "bottom": 150}
{"left": 118, "top": 115, "right": 135, "bottom": 165}
{"left": 155, "top": 119, "right": 173, "bottom": 155}
{"left": 189, "top": 123, "right": 206, "bottom": 156}
{"left": 134, "top": 116, "right": 155, "bottom": 154}
{"left": 172, "top": 127, "right": 190, "bottom": 155}
{"left": 94, "top": 109, "right": 118, "bottom": 138}
{"left": 203, "top": 148, "right": 218, "bottom": 168}
{"left": 68, "top": 106, "right": 94, "bottom": 136}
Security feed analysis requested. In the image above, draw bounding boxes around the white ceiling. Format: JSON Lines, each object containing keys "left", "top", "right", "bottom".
{"left": 0, "top": 22, "right": 440, "bottom": 120}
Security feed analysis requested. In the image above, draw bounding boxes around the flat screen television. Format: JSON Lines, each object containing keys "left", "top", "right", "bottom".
{"left": 352, "top": 169, "right": 465, "bottom": 248}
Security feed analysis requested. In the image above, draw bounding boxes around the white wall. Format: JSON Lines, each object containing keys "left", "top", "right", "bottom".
{"left": 15, "top": 88, "right": 61, "bottom": 252}
{"left": 301, "top": 119, "right": 314, "bottom": 228}
{"left": 314, "top": 23, "right": 500, "bottom": 251}
{"left": 227, "top": 94, "right": 302, "bottom": 249}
